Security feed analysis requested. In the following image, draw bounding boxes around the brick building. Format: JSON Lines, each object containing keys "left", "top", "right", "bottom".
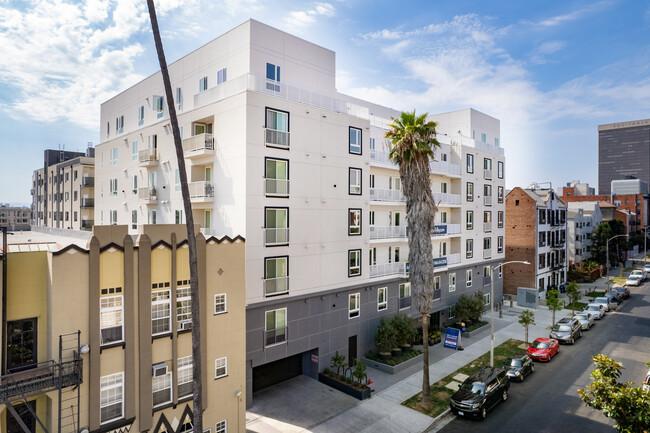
{"left": 559, "top": 192, "right": 646, "bottom": 234}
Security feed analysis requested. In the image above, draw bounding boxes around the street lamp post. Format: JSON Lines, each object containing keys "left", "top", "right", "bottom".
{"left": 490, "top": 260, "right": 531, "bottom": 367}
{"left": 643, "top": 225, "right": 650, "bottom": 266}
{"left": 606, "top": 234, "right": 629, "bottom": 289}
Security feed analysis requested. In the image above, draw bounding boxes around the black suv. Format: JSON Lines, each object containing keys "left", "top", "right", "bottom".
{"left": 550, "top": 317, "right": 582, "bottom": 344}
{"left": 450, "top": 367, "right": 510, "bottom": 420}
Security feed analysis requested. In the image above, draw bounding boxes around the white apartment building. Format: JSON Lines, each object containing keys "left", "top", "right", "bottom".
{"left": 95, "top": 19, "right": 506, "bottom": 406}
{"left": 567, "top": 202, "right": 603, "bottom": 265}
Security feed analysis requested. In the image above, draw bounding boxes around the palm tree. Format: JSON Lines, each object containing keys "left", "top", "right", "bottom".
{"left": 146, "top": 2, "right": 203, "bottom": 431}
{"left": 385, "top": 110, "right": 440, "bottom": 404}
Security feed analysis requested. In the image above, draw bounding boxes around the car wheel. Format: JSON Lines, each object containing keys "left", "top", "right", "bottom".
{"left": 502, "top": 389, "right": 508, "bottom": 401}
{"left": 481, "top": 407, "right": 487, "bottom": 420}
{"left": 569, "top": 337, "right": 574, "bottom": 345}
{"left": 579, "top": 330, "right": 583, "bottom": 339}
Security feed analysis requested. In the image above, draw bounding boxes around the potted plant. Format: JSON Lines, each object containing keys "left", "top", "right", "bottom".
{"left": 375, "top": 318, "right": 396, "bottom": 361}
{"left": 429, "top": 329, "right": 441, "bottom": 345}
{"left": 330, "top": 351, "right": 346, "bottom": 376}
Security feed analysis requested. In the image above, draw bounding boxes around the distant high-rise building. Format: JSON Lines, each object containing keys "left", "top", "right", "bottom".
{"left": 598, "top": 118, "right": 650, "bottom": 194}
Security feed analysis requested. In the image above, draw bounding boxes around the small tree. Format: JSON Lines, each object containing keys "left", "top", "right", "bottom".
{"left": 453, "top": 294, "right": 475, "bottom": 324}
{"left": 566, "top": 282, "right": 581, "bottom": 315}
{"left": 330, "top": 351, "right": 346, "bottom": 376}
{"left": 375, "top": 318, "right": 397, "bottom": 354}
{"left": 392, "top": 314, "right": 417, "bottom": 346}
{"left": 546, "top": 289, "right": 562, "bottom": 326}
{"left": 578, "top": 355, "right": 650, "bottom": 433}
{"left": 471, "top": 292, "right": 486, "bottom": 321}
{"left": 351, "top": 360, "right": 368, "bottom": 385}
{"left": 518, "top": 310, "right": 535, "bottom": 344}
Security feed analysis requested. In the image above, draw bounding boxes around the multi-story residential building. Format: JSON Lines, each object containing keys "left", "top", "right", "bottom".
{"left": 0, "top": 225, "right": 245, "bottom": 433}
{"left": 95, "top": 19, "right": 506, "bottom": 407}
{"left": 559, "top": 180, "right": 595, "bottom": 196}
{"left": 31, "top": 147, "right": 95, "bottom": 231}
{"left": 566, "top": 202, "right": 603, "bottom": 265}
{"left": 504, "top": 186, "right": 568, "bottom": 297}
{"left": 598, "top": 118, "right": 650, "bottom": 194}
{"left": 0, "top": 205, "right": 31, "bottom": 231}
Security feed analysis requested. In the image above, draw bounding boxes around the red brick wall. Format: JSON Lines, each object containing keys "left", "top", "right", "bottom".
{"left": 504, "top": 188, "right": 538, "bottom": 295}
{"left": 559, "top": 193, "right": 647, "bottom": 232}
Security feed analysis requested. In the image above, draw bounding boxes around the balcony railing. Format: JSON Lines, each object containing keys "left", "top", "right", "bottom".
{"left": 264, "top": 228, "right": 289, "bottom": 245}
{"left": 139, "top": 148, "right": 158, "bottom": 166}
{"left": 138, "top": 187, "right": 158, "bottom": 203}
{"left": 432, "top": 224, "right": 461, "bottom": 236}
{"left": 265, "top": 327, "right": 287, "bottom": 346}
{"left": 188, "top": 181, "right": 214, "bottom": 201}
{"left": 0, "top": 358, "right": 82, "bottom": 403}
{"left": 483, "top": 249, "right": 492, "bottom": 259}
{"left": 483, "top": 276, "right": 492, "bottom": 286}
{"left": 399, "top": 296, "right": 412, "bottom": 310}
{"left": 182, "top": 133, "right": 214, "bottom": 157}
{"left": 265, "top": 128, "right": 290, "bottom": 148}
{"left": 430, "top": 160, "right": 461, "bottom": 176}
{"left": 484, "top": 195, "right": 493, "bottom": 206}
{"left": 370, "top": 188, "right": 405, "bottom": 202}
{"left": 81, "top": 177, "right": 94, "bottom": 187}
{"left": 370, "top": 225, "right": 407, "bottom": 240}
{"left": 484, "top": 169, "right": 492, "bottom": 180}
{"left": 265, "top": 178, "right": 290, "bottom": 197}
{"left": 433, "top": 192, "right": 461, "bottom": 206}
{"left": 370, "top": 262, "right": 406, "bottom": 278}
{"left": 81, "top": 198, "right": 94, "bottom": 208}
{"left": 264, "top": 276, "right": 289, "bottom": 296}
{"left": 81, "top": 220, "right": 94, "bottom": 230}
{"left": 484, "top": 222, "right": 492, "bottom": 233}
{"left": 370, "top": 149, "right": 392, "bottom": 165}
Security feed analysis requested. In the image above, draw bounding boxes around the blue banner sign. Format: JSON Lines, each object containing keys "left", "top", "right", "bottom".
{"left": 433, "top": 224, "right": 448, "bottom": 235}
{"left": 433, "top": 257, "right": 448, "bottom": 268}
{"left": 444, "top": 327, "right": 461, "bottom": 350}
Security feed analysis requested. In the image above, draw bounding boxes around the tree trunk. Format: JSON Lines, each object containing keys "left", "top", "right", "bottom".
{"left": 421, "top": 313, "right": 430, "bottom": 404}
{"left": 145, "top": 2, "right": 203, "bottom": 431}
{"left": 525, "top": 326, "right": 529, "bottom": 345}
{"left": 552, "top": 310, "right": 555, "bottom": 327}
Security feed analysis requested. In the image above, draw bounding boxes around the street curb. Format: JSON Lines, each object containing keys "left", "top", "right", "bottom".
{"left": 423, "top": 409, "right": 454, "bottom": 432}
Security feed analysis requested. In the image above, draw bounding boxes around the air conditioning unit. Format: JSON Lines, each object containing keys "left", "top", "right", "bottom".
{"left": 180, "top": 321, "right": 192, "bottom": 331}
{"left": 153, "top": 363, "right": 168, "bottom": 377}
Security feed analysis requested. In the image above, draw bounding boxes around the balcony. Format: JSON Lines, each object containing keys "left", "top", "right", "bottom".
{"left": 265, "top": 327, "right": 287, "bottom": 346}
{"left": 484, "top": 222, "right": 492, "bottom": 233}
{"left": 430, "top": 160, "right": 461, "bottom": 177}
{"left": 483, "top": 249, "right": 492, "bottom": 259}
{"left": 139, "top": 148, "right": 158, "bottom": 167}
{"left": 484, "top": 195, "right": 493, "bottom": 206}
{"left": 81, "top": 177, "right": 94, "bottom": 188}
{"left": 370, "top": 188, "right": 405, "bottom": 202}
{"left": 182, "top": 133, "right": 214, "bottom": 159}
{"left": 370, "top": 149, "right": 392, "bottom": 165}
{"left": 398, "top": 296, "right": 412, "bottom": 310}
{"left": 370, "top": 225, "right": 407, "bottom": 240}
{"left": 0, "top": 358, "right": 82, "bottom": 403}
{"left": 484, "top": 169, "right": 492, "bottom": 180}
{"left": 432, "top": 192, "right": 461, "bottom": 206}
{"left": 265, "top": 178, "right": 290, "bottom": 197}
{"left": 431, "top": 224, "right": 461, "bottom": 237}
{"left": 483, "top": 276, "right": 492, "bottom": 286}
{"left": 264, "top": 227, "right": 289, "bottom": 246}
{"left": 264, "top": 276, "right": 289, "bottom": 296}
{"left": 138, "top": 187, "right": 158, "bottom": 204}
{"left": 81, "top": 198, "right": 94, "bottom": 208}
{"left": 81, "top": 220, "right": 94, "bottom": 230}
{"left": 370, "top": 262, "right": 406, "bottom": 278}
{"left": 189, "top": 181, "right": 214, "bottom": 203}
{"left": 265, "top": 128, "right": 290, "bottom": 149}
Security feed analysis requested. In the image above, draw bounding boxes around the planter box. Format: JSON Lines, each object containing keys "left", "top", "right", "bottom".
{"left": 318, "top": 373, "right": 371, "bottom": 400}
{"left": 442, "top": 323, "right": 489, "bottom": 338}
{"left": 362, "top": 352, "right": 424, "bottom": 374}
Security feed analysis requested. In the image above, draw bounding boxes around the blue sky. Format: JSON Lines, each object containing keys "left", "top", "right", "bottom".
{"left": 1, "top": 0, "right": 650, "bottom": 205}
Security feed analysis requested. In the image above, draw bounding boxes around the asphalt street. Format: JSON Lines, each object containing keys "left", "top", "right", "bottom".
{"left": 439, "top": 278, "right": 650, "bottom": 433}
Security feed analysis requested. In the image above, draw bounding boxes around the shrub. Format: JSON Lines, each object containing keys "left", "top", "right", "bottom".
{"left": 330, "top": 351, "right": 346, "bottom": 376}
{"left": 375, "top": 317, "right": 397, "bottom": 353}
{"left": 391, "top": 314, "right": 417, "bottom": 346}
{"left": 351, "top": 360, "right": 367, "bottom": 384}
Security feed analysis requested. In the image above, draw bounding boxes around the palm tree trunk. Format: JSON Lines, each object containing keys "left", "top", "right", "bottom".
{"left": 146, "top": 2, "right": 202, "bottom": 431}
{"left": 421, "top": 313, "right": 430, "bottom": 404}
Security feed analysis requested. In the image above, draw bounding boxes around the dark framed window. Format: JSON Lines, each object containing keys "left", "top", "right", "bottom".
{"left": 466, "top": 210, "right": 473, "bottom": 230}
{"left": 349, "top": 127, "right": 362, "bottom": 155}
{"left": 349, "top": 168, "right": 362, "bottom": 195}
{"left": 466, "top": 182, "right": 474, "bottom": 201}
{"left": 498, "top": 161, "right": 504, "bottom": 179}
{"left": 467, "top": 154, "right": 474, "bottom": 173}
{"left": 348, "top": 209, "right": 362, "bottom": 236}
{"left": 348, "top": 249, "right": 361, "bottom": 277}
{"left": 466, "top": 239, "right": 473, "bottom": 258}
{"left": 498, "top": 186, "right": 504, "bottom": 203}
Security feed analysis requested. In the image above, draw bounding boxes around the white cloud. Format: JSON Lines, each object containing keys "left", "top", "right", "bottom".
{"left": 531, "top": 1, "right": 615, "bottom": 27}
{"left": 529, "top": 40, "right": 566, "bottom": 64}
{"left": 284, "top": 2, "right": 335, "bottom": 30}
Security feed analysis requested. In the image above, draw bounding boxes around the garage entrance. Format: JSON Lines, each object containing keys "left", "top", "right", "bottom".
{"left": 253, "top": 354, "right": 302, "bottom": 393}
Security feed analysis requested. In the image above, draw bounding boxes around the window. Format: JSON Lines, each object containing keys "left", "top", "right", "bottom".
{"left": 466, "top": 239, "right": 473, "bottom": 258}
{"left": 484, "top": 184, "right": 492, "bottom": 198}
{"left": 466, "top": 182, "right": 474, "bottom": 201}
{"left": 150, "top": 210, "right": 157, "bottom": 225}
{"left": 265, "top": 108, "right": 289, "bottom": 148}
{"left": 369, "top": 174, "right": 375, "bottom": 188}
{"left": 483, "top": 265, "right": 491, "bottom": 278}
{"left": 215, "top": 420, "right": 227, "bottom": 433}
{"left": 265, "top": 158, "right": 289, "bottom": 196}
{"left": 264, "top": 256, "right": 288, "bottom": 296}
{"left": 199, "top": 76, "right": 208, "bottom": 92}
{"left": 132, "top": 175, "right": 137, "bottom": 195}
{"left": 115, "top": 115, "right": 124, "bottom": 134}
{"left": 266, "top": 62, "right": 281, "bottom": 91}
{"left": 348, "top": 249, "right": 361, "bottom": 277}
{"left": 349, "top": 168, "right": 362, "bottom": 195}
{"left": 539, "top": 231, "right": 546, "bottom": 247}
{"left": 109, "top": 210, "right": 118, "bottom": 225}
{"left": 466, "top": 210, "right": 473, "bottom": 230}
{"left": 175, "top": 169, "right": 181, "bottom": 192}
{"left": 433, "top": 276, "right": 441, "bottom": 299}
{"left": 177, "top": 286, "right": 191, "bottom": 330}
{"left": 265, "top": 308, "right": 286, "bottom": 345}
{"left": 348, "top": 209, "right": 361, "bottom": 236}
{"left": 176, "top": 87, "right": 182, "bottom": 110}
{"left": 441, "top": 182, "right": 448, "bottom": 193}
{"left": 132, "top": 140, "right": 138, "bottom": 160}
{"left": 399, "top": 282, "right": 411, "bottom": 309}
{"left": 349, "top": 293, "right": 360, "bottom": 318}
{"left": 481, "top": 132, "right": 486, "bottom": 142}
{"left": 138, "top": 106, "right": 144, "bottom": 125}
{"left": 106, "top": 121, "right": 110, "bottom": 138}
{"left": 498, "top": 186, "right": 504, "bottom": 203}
{"left": 495, "top": 137, "right": 500, "bottom": 146}
{"left": 214, "top": 294, "right": 226, "bottom": 314}
{"left": 394, "top": 246, "right": 400, "bottom": 263}
{"left": 151, "top": 289, "right": 171, "bottom": 335}
{"left": 349, "top": 127, "right": 362, "bottom": 155}
{"left": 466, "top": 269, "right": 472, "bottom": 287}
{"left": 369, "top": 211, "right": 375, "bottom": 226}
{"left": 498, "top": 161, "right": 504, "bottom": 179}
{"left": 484, "top": 158, "right": 492, "bottom": 171}
{"left": 484, "top": 293, "right": 490, "bottom": 306}
{"left": 131, "top": 210, "right": 137, "bottom": 230}
{"left": 217, "top": 68, "right": 227, "bottom": 84}
{"left": 154, "top": 95, "right": 164, "bottom": 118}
{"left": 111, "top": 147, "right": 118, "bottom": 166}
{"left": 110, "top": 178, "right": 118, "bottom": 196}
{"left": 483, "top": 237, "right": 491, "bottom": 251}
{"left": 369, "top": 247, "right": 376, "bottom": 265}
{"left": 498, "top": 211, "right": 504, "bottom": 228}
{"left": 177, "top": 356, "right": 193, "bottom": 399}
{"left": 377, "top": 287, "right": 387, "bottom": 311}
{"left": 449, "top": 273, "right": 456, "bottom": 292}
{"left": 100, "top": 295, "right": 123, "bottom": 345}
{"left": 265, "top": 208, "right": 289, "bottom": 245}
{"left": 65, "top": 192, "right": 69, "bottom": 201}
{"left": 100, "top": 372, "right": 124, "bottom": 424}
{"left": 484, "top": 211, "right": 492, "bottom": 224}
{"left": 215, "top": 357, "right": 227, "bottom": 379}
{"left": 467, "top": 154, "right": 474, "bottom": 173}
{"left": 152, "top": 364, "right": 172, "bottom": 407}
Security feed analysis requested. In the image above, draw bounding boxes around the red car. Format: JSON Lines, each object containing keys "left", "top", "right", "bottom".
{"left": 526, "top": 338, "right": 559, "bottom": 362}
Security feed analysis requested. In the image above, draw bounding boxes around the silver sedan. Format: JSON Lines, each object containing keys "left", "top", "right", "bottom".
{"left": 573, "top": 312, "right": 595, "bottom": 330}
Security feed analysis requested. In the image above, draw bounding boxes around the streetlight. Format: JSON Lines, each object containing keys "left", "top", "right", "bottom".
{"left": 642, "top": 225, "right": 650, "bottom": 266}
{"left": 606, "top": 234, "right": 629, "bottom": 288}
{"left": 490, "top": 260, "right": 531, "bottom": 367}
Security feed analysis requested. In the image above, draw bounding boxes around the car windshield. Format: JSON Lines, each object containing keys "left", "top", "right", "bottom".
{"left": 531, "top": 341, "right": 549, "bottom": 349}
{"left": 506, "top": 358, "right": 522, "bottom": 367}
{"left": 553, "top": 324, "right": 571, "bottom": 332}
{"left": 595, "top": 297, "right": 608, "bottom": 303}
{"left": 460, "top": 381, "right": 485, "bottom": 395}
{"left": 575, "top": 314, "right": 587, "bottom": 320}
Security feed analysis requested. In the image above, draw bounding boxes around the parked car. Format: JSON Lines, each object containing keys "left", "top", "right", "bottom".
{"left": 585, "top": 303, "right": 606, "bottom": 319}
{"left": 573, "top": 312, "right": 595, "bottom": 330}
{"left": 550, "top": 317, "right": 583, "bottom": 344}
{"left": 643, "top": 264, "right": 650, "bottom": 274}
{"left": 502, "top": 354, "right": 535, "bottom": 382}
{"left": 630, "top": 269, "right": 646, "bottom": 281}
{"left": 643, "top": 369, "right": 650, "bottom": 392}
{"left": 605, "top": 291, "right": 621, "bottom": 306}
{"left": 612, "top": 286, "right": 630, "bottom": 300}
{"left": 527, "top": 338, "right": 560, "bottom": 361}
{"left": 625, "top": 275, "right": 642, "bottom": 287}
{"left": 593, "top": 296, "right": 616, "bottom": 312}
{"left": 450, "top": 367, "right": 510, "bottom": 419}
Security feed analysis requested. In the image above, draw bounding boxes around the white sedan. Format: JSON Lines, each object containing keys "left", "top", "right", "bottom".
{"left": 585, "top": 303, "right": 605, "bottom": 320}
{"left": 573, "top": 312, "right": 595, "bottom": 330}
{"left": 643, "top": 264, "right": 650, "bottom": 274}
{"left": 626, "top": 275, "right": 642, "bottom": 287}
{"left": 630, "top": 269, "right": 646, "bottom": 281}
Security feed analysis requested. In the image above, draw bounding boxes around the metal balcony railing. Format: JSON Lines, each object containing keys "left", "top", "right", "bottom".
{"left": 0, "top": 358, "right": 83, "bottom": 403}
{"left": 433, "top": 192, "right": 461, "bottom": 206}
{"left": 264, "top": 276, "right": 289, "bottom": 296}
{"left": 265, "top": 327, "right": 288, "bottom": 346}
{"left": 81, "top": 220, "right": 94, "bottom": 229}
{"left": 484, "top": 195, "right": 493, "bottom": 206}
{"left": 188, "top": 181, "right": 214, "bottom": 200}
{"left": 81, "top": 177, "right": 94, "bottom": 187}
{"left": 484, "top": 169, "right": 492, "bottom": 180}
{"left": 399, "top": 296, "right": 412, "bottom": 309}
{"left": 370, "top": 188, "right": 405, "bottom": 202}
{"left": 484, "top": 222, "right": 492, "bottom": 232}
{"left": 483, "top": 276, "right": 491, "bottom": 286}
{"left": 182, "top": 133, "right": 214, "bottom": 155}
{"left": 265, "top": 128, "right": 290, "bottom": 148}
{"left": 370, "top": 226, "right": 407, "bottom": 239}
{"left": 138, "top": 187, "right": 158, "bottom": 203}
{"left": 139, "top": 148, "right": 158, "bottom": 165}
{"left": 432, "top": 224, "right": 461, "bottom": 236}
{"left": 265, "top": 178, "right": 290, "bottom": 196}
{"left": 264, "top": 228, "right": 289, "bottom": 245}
{"left": 483, "top": 249, "right": 492, "bottom": 259}
{"left": 81, "top": 198, "right": 94, "bottom": 208}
